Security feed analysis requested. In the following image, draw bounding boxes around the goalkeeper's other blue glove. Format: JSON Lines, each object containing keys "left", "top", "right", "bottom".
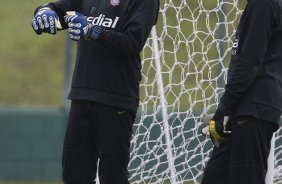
{"left": 202, "top": 103, "right": 232, "bottom": 147}
{"left": 31, "top": 7, "right": 61, "bottom": 35}
{"left": 64, "top": 11, "right": 103, "bottom": 41}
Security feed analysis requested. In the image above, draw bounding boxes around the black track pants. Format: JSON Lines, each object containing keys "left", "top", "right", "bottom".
{"left": 202, "top": 116, "right": 278, "bottom": 184}
{"left": 62, "top": 100, "right": 136, "bottom": 184}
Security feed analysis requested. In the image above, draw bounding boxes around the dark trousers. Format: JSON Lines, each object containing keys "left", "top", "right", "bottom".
{"left": 201, "top": 116, "right": 278, "bottom": 184}
{"left": 62, "top": 100, "right": 136, "bottom": 184}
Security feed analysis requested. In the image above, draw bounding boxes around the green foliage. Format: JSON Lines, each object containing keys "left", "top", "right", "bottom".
{"left": 140, "top": 0, "right": 245, "bottom": 111}
{"left": 0, "top": 0, "right": 246, "bottom": 109}
{"left": 0, "top": 0, "right": 67, "bottom": 107}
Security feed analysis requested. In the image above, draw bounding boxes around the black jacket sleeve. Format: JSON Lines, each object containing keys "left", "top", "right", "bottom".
{"left": 96, "top": 0, "right": 160, "bottom": 58}
{"left": 220, "top": 0, "right": 276, "bottom": 110}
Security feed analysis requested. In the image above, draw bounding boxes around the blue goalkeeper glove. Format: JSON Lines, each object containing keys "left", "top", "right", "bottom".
{"left": 31, "top": 7, "right": 62, "bottom": 35}
{"left": 202, "top": 103, "right": 232, "bottom": 147}
{"left": 64, "top": 11, "right": 103, "bottom": 41}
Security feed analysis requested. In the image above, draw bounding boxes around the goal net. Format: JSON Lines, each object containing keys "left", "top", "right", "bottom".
{"left": 129, "top": 0, "right": 282, "bottom": 183}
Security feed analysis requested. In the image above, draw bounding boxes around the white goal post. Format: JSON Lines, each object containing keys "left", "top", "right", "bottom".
{"left": 128, "top": 0, "right": 282, "bottom": 183}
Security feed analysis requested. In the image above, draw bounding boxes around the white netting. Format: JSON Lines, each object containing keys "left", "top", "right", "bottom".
{"left": 129, "top": 0, "right": 282, "bottom": 183}
{"left": 274, "top": 128, "right": 282, "bottom": 184}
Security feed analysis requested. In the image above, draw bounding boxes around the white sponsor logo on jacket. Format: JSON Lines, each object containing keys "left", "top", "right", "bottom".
{"left": 87, "top": 14, "right": 120, "bottom": 28}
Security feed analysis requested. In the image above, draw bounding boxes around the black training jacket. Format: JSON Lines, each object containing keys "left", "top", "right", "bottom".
{"left": 37, "top": 0, "right": 159, "bottom": 112}
{"left": 220, "top": 0, "right": 282, "bottom": 124}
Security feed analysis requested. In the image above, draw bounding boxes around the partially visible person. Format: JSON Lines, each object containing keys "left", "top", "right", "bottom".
{"left": 31, "top": 0, "right": 159, "bottom": 183}
{"left": 202, "top": 0, "right": 282, "bottom": 183}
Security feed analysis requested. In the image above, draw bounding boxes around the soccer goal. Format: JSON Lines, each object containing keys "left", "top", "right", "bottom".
{"left": 129, "top": 0, "right": 282, "bottom": 183}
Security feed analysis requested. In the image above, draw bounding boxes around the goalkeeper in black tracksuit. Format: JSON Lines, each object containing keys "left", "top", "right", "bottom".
{"left": 201, "top": 0, "right": 282, "bottom": 183}
{"left": 31, "top": 0, "right": 159, "bottom": 183}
